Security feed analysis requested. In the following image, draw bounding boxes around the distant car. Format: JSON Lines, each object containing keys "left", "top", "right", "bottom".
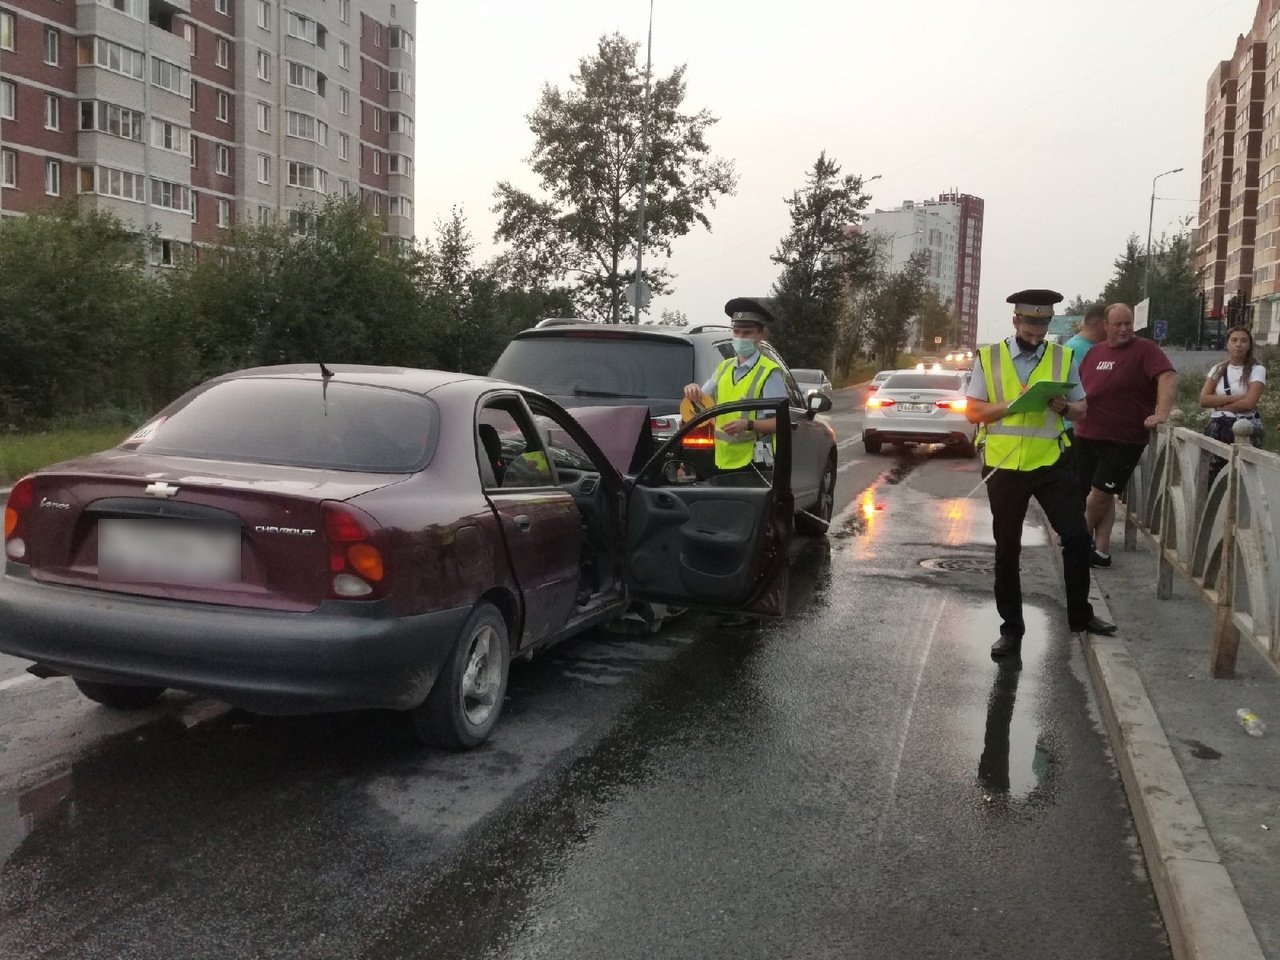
{"left": 0, "top": 365, "right": 799, "bottom": 749}
{"left": 862, "top": 370, "right": 977, "bottom": 457}
{"left": 489, "top": 323, "right": 839, "bottom": 534}
{"left": 791, "top": 368, "right": 833, "bottom": 400}
{"left": 866, "top": 370, "right": 895, "bottom": 394}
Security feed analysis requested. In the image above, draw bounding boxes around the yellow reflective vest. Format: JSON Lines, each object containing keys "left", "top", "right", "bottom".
{"left": 978, "top": 340, "right": 1074, "bottom": 472}
{"left": 712, "top": 354, "right": 782, "bottom": 470}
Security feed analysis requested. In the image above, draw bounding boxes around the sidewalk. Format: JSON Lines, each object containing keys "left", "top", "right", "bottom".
{"left": 1082, "top": 524, "right": 1280, "bottom": 960}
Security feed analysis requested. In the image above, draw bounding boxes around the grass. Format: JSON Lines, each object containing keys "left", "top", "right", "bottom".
{"left": 0, "top": 425, "right": 134, "bottom": 485}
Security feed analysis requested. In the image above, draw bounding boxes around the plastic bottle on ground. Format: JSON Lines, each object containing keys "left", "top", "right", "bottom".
{"left": 1237, "top": 708, "right": 1266, "bottom": 737}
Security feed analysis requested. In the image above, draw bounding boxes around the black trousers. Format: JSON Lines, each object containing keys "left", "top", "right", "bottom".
{"left": 984, "top": 456, "right": 1094, "bottom": 637}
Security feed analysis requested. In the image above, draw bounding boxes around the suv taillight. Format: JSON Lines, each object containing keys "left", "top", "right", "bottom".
{"left": 650, "top": 415, "right": 681, "bottom": 434}
{"left": 682, "top": 423, "right": 715, "bottom": 449}
{"left": 4, "top": 477, "right": 35, "bottom": 564}
{"left": 322, "top": 502, "right": 388, "bottom": 600}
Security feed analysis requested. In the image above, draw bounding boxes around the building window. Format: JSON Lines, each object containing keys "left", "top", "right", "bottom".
{"left": 339, "top": 178, "right": 351, "bottom": 197}
{"left": 371, "top": 193, "right": 380, "bottom": 215}
{"left": 216, "top": 144, "right": 230, "bottom": 175}
{"left": 216, "top": 0, "right": 230, "bottom": 14}
{"left": 373, "top": 23, "right": 382, "bottom": 47}
{"left": 151, "top": 57, "right": 189, "bottom": 95}
{"left": 152, "top": 119, "right": 188, "bottom": 153}
{"left": 190, "top": 133, "right": 198, "bottom": 166}
{"left": 217, "top": 198, "right": 230, "bottom": 228}
{"left": 257, "top": 50, "right": 271, "bottom": 81}
{"left": 373, "top": 66, "right": 381, "bottom": 90}
{"left": 339, "top": 87, "right": 349, "bottom": 115}
{"left": 373, "top": 151, "right": 381, "bottom": 174}
{"left": 258, "top": 154, "right": 271, "bottom": 184}
{"left": 286, "top": 12, "right": 316, "bottom": 44}
{"left": 338, "top": 41, "right": 349, "bottom": 70}
{"left": 257, "top": 0, "right": 270, "bottom": 30}
{"left": 258, "top": 205, "right": 271, "bottom": 222}
{"left": 287, "top": 61, "right": 316, "bottom": 92}
{"left": 190, "top": 79, "right": 198, "bottom": 109}
{"left": 183, "top": 22, "right": 196, "bottom": 55}
{"left": 190, "top": 191, "right": 198, "bottom": 222}
{"left": 339, "top": 133, "right": 349, "bottom": 160}
{"left": 0, "top": 12, "right": 14, "bottom": 52}
{"left": 45, "top": 159, "right": 61, "bottom": 197}
{"left": 78, "top": 37, "right": 146, "bottom": 80}
{"left": 338, "top": 0, "right": 349, "bottom": 23}
{"left": 44, "top": 26, "right": 60, "bottom": 65}
{"left": 216, "top": 38, "right": 229, "bottom": 69}
{"left": 216, "top": 91, "right": 230, "bottom": 122}
{"left": 1, "top": 149, "right": 16, "bottom": 188}
{"left": 257, "top": 101, "right": 270, "bottom": 132}
{"left": 287, "top": 161, "right": 317, "bottom": 189}
{"left": 1, "top": 80, "right": 14, "bottom": 121}
{"left": 44, "top": 95, "right": 60, "bottom": 131}
{"left": 373, "top": 108, "right": 381, "bottom": 132}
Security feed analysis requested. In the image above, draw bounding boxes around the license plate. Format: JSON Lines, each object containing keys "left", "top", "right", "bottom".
{"left": 898, "top": 403, "right": 933, "bottom": 413}
{"left": 98, "top": 519, "right": 241, "bottom": 584}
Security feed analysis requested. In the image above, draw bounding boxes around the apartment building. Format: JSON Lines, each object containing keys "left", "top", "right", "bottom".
{"left": 0, "top": 0, "right": 415, "bottom": 259}
{"left": 862, "top": 191, "right": 985, "bottom": 349}
{"left": 1196, "top": 0, "right": 1280, "bottom": 344}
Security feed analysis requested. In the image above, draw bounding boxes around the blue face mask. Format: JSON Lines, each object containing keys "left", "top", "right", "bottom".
{"left": 732, "top": 337, "right": 758, "bottom": 358}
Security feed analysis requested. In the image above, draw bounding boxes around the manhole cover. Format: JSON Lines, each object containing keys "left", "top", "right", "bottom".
{"left": 919, "top": 556, "right": 995, "bottom": 574}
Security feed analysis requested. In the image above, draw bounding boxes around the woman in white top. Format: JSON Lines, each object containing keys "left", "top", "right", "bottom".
{"left": 1199, "top": 326, "right": 1266, "bottom": 482}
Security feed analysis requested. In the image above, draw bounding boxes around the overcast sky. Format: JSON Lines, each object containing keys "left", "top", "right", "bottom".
{"left": 413, "top": 0, "right": 1256, "bottom": 344}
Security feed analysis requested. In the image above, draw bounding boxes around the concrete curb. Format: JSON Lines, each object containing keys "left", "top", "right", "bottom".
{"left": 1083, "top": 582, "right": 1266, "bottom": 960}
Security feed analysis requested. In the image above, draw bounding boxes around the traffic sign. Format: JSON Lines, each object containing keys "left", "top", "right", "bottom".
{"left": 1134, "top": 298, "right": 1149, "bottom": 331}
{"left": 624, "top": 280, "right": 652, "bottom": 310}
{"left": 1153, "top": 319, "right": 1168, "bottom": 341}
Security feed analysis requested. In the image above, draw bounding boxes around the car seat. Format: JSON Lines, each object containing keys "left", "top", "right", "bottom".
{"left": 477, "top": 423, "right": 506, "bottom": 486}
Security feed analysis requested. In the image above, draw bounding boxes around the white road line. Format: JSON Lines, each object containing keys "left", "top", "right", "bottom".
{"left": 0, "top": 673, "right": 36, "bottom": 692}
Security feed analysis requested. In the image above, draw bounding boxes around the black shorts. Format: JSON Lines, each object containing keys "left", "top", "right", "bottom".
{"left": 1073, "top": 436, "right": 1145, "bottom": 498}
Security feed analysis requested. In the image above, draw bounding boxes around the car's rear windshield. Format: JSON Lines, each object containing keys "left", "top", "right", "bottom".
{"left": 129, "top": 378, "right": 438, "bottom": 472}
{"left": 882, "top": 373, "right": 965, "bottom": 391}
{"left": 490, "top": 336, "right": 695, "bottom": 400}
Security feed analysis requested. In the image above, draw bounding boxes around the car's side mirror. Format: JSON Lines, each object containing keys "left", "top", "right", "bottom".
{"left": 805, "top": 390, "right": 832, "bottom": 417}
{"left": 661, "top": 459, "right": 702, "bottom": 484}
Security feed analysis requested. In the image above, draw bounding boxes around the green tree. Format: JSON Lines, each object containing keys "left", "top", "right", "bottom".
{"left": 768, "top": 152, "right": 876, "bottom": 368}
{"left": 0, "top": 205, "right": 150, "bottom": 423}
{"left": 493, "top": 33, "right": 738, "bottom": 324}
{"left": 1152, "top": 229, "right": 1199, "bottom": 346}
{"left": 1101, "top": 234, "right": 1146, "bottom": 307}
{"left": 863, "top": 252, "right": 929, "bottom": 368}
{"left": 917, "top": 288, "right": 958, "bottom": 350}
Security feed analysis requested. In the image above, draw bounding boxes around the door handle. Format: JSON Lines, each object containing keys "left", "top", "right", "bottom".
{"left": 655, "top": 493, "right": 676, "bottom": 508}
{"left": 512, "top": 514, "right": 532, "bottom": 531}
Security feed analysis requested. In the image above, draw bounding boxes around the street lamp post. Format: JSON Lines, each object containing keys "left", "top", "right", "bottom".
{"left": 1144, "top": 166, "right": 1183, "bottom": 303}
{"left": 631, "top": 0, "right": 655, "bottom": 323}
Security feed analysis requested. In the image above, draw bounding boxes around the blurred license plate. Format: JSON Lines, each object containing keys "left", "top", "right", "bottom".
{"left": 898, "top": 403, "right": 932, "bottom": 413}
{"left": 98, "top": 519, "right": 240, "bottom": 583}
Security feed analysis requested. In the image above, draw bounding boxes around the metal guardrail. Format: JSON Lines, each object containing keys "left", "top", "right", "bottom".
{"left": 1122, "top": 416, "right": 1280, "bottom": 677}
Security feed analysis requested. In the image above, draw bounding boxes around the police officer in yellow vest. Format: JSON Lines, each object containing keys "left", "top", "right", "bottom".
{"left": 682, "top": 298, "right": 787, "bottom": 471}
{"left": 965, "top": 289, "right": 1117, "bottom": 661}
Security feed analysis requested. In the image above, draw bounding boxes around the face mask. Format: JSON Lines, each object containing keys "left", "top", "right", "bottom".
{"left": 732, "top": 337, "right": 758, "bottom": 357}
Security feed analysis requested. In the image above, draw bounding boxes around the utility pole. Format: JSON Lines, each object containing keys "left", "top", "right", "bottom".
{"left": 631, "top": 0, "right": 654, "bottom": 324}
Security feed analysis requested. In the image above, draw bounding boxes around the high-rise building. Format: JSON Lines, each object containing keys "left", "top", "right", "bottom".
{"left": 862, "top": 191, "right": 984, "bottom": 349}
{"left": 0, "top": 0, "right": 415, "bottom": 259}
{"left": 1195, "top": 0, "right": 1280, "bottom": 344}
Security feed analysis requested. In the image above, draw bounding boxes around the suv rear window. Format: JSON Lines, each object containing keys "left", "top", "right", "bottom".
{"left": 129, "top": 378, "right": 437, "bottom": 472}
{"left": 882, "top": 373, "right": 965, "bottom": 391}
{"left": 490, "top": 336, "right": 695, "bottom": 400}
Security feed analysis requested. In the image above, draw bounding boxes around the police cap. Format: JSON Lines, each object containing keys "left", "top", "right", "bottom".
{"left": 724, "top": 297, "right": 776, "bottom": 329}
{"left": 1006, "top": 289, "right": 1063, "bottom": 323}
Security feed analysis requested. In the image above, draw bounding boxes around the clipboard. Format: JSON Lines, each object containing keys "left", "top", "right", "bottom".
{"left": 1005, "top": 380, "right": 1075, "bottom": 415}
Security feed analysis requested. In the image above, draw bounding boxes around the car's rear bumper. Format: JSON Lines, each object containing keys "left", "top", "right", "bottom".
{"left": 0, "top": 564, "right": 469, "bottom": 713}
{"left": 864, "top": 418, "right": 973, "bottom": 445}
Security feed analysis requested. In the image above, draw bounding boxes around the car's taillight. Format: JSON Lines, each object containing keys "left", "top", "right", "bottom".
{"left": 4, "top": 477, "right": 35, "bottom": 564}
{"left": 322, "top": 502, "right": 388, "bottom": 600}
{"left": 650, "top": 415, "right": 681, "bottom": 434}
{"left": 866, "top": 397, "right": 895, "bottom": 409}
{"left": 682, "top": 422, "right": 716, "bottom": 448}
{"left": 935, "top": 399, "right": 968, "bottom": 411}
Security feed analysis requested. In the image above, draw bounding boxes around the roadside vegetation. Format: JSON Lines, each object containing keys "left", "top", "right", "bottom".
{"left": 1172, "top": 346, "right": 1280, "bottom": 453}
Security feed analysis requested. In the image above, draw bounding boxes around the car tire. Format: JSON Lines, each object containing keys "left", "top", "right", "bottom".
{"left": 73, "top": 678, "right": 165, "bottom": 710}
{"left": 864, "top": 435, "right": 882, "bottom": 455}
{"left": 411, "top": 601, "right": 510, "bottom": 750}
{"left": 795, "top": 456, "right": 836, "bottom": 536}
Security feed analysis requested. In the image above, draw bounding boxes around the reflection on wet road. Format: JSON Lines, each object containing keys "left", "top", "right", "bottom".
{"left": 0, "top": 399, "right": 1169, "bottom": 960}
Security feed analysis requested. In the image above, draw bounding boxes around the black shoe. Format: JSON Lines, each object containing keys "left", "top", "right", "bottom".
{"left": 1075, "top": 615, "right": 1117, "bottom": 636}
{"left": 990, "top": 635, "right": 1022, "bottom": 659}
{"left": 1090, "top": 550, "right": 1112, "bottom": 568}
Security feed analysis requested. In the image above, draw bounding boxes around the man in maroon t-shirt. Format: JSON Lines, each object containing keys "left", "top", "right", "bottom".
{"left": 1075, "top": 303, "right": 1176, "bottom": 565}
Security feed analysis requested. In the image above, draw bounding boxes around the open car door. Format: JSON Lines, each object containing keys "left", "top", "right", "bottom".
{"left": 623, "top": 398, "right": 792, "bottom": 617}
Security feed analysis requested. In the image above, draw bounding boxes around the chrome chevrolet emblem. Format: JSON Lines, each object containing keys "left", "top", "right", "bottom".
{"left": 145, "top": 481, "right": 179, "bottom": 498}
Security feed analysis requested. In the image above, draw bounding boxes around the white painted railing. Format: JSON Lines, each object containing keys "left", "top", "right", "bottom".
{"left": 1122, "top": 416, "right": 1280, "bottom": 677}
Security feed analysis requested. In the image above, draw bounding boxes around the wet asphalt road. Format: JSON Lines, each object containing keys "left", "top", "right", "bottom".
{"left": 0, "top": 390, "right": 1170, "bottom": 959}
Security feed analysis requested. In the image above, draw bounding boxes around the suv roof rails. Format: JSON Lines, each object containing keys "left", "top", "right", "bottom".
{"left": 682, "top": 323, "right": 733, "bottom": 335}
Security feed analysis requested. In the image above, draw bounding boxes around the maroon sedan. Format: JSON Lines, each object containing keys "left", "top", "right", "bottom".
{"left": 0, "top": 365, "right": 797, "bottom": 748}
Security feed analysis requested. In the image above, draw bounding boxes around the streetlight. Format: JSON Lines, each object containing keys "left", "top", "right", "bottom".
{"left": 1144, "top": 166, "right": 1183, "bottom": 302}
{"left": 888, "top": 229, "right": 922, "bottom": 274}
{"left": 630, "top": 0, "right": 655, "bottom": 323}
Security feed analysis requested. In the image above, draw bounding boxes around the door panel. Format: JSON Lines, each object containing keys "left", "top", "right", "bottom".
{"left": 487, "top": 490, "right": 581, "bottom": 644}
{"left": 624, "top": 398, "right": 792, "bottom": 617}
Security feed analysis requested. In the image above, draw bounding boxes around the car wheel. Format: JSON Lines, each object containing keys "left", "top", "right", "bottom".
{"left": 863, "top": 435, "right": 882, "bottom": 455}
{"left": 73, "top": 678, "right": 165, "bottom": 710}
{"left": 795, "top": 456, "right": 836, "bottom": 536}
{"left": 411, "top": 601, "right": 510, "bottom": 750}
